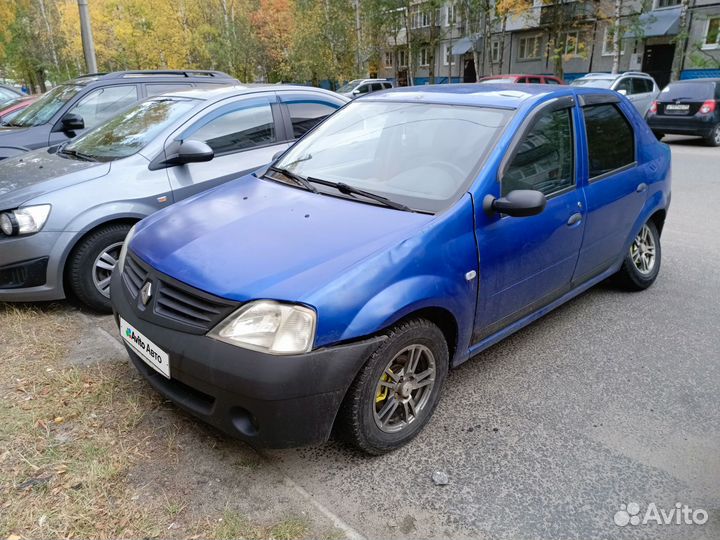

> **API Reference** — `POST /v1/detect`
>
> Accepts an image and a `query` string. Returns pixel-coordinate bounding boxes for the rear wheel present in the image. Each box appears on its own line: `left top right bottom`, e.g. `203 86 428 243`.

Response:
337 319 448 455
703 124 720 147
67 223 132 312
615 220 661 291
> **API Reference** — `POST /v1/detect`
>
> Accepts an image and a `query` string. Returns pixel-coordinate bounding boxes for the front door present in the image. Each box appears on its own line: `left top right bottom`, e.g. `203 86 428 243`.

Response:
642 44 675 89
165 95 289 202
473 99 585 341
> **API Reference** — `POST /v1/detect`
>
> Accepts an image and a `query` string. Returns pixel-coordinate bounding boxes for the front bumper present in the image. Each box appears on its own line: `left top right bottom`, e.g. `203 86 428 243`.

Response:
110 270 384 448
0 231 70 301
646 114 717 137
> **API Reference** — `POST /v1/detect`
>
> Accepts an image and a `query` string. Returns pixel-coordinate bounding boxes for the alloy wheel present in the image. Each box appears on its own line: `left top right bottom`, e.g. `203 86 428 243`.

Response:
630 224 656 275
373 344 436 433
92 241 123 298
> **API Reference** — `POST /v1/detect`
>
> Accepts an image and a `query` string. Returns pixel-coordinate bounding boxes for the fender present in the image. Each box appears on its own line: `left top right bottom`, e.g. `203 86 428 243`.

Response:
339 274 475 363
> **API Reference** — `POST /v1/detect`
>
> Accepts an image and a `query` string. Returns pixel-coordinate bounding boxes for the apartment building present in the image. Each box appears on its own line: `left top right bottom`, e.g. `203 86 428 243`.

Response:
375 0 720 86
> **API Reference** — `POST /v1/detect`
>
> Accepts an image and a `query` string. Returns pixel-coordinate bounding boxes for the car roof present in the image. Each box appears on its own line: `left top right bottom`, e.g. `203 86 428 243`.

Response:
161 83 345 101
64 70 238 87
667 78 720 84
363 83 579 108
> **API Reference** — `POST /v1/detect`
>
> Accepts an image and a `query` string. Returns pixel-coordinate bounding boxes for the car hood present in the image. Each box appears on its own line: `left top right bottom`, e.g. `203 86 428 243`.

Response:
131 174 433 302
0 148 110 208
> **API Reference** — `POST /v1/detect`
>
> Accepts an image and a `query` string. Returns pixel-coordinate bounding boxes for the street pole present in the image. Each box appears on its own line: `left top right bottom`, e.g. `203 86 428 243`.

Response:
77 0 97 74
354 0 362 75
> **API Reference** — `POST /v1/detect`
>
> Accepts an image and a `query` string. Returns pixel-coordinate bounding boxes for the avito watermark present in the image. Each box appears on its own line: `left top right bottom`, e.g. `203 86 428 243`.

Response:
614 502 709 527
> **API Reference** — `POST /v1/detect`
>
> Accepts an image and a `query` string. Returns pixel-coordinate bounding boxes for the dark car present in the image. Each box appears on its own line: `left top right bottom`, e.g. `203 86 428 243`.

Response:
646 78 720 146
479 74 565 85
111 84 670 453
0 70 238 159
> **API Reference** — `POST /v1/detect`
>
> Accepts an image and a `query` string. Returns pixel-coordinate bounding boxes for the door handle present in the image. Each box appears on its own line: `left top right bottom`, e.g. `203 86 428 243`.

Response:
636 183 648 193
567 213 582 226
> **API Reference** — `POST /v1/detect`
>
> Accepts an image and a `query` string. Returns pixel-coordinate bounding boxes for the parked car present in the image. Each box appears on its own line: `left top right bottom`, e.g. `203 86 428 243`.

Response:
0 95 38 125
479 74 564 85
0 85 347 311
646 78 720 146
570 72 659 116
336 78 393 99
0 70 239 160
0 84 25 105
111 83 671 454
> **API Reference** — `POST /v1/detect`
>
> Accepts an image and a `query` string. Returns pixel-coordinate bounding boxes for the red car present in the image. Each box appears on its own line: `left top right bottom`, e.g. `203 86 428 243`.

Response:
0 95 38 125
479 74 565 85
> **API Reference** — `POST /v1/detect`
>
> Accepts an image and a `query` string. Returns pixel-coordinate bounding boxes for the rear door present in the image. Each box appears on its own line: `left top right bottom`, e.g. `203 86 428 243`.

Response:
164 94 288 202
473 97 585 340
630 77 655 115
573 95 646 281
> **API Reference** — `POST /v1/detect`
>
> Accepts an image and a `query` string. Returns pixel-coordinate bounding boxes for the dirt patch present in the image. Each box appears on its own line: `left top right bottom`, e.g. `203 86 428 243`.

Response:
0 303 344 539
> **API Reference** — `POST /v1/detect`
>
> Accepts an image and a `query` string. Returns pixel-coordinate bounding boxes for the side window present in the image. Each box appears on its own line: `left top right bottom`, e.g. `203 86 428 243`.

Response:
286 100 341 138
527 77 542 84
189 100 276 154
503 107 574 196
355 85 370 95
545 78 560 85
383 82 392 89
583 103 635 179
69 85 139 128
632 78 652 94
516 77 528 83
146 83 192 97
370 83 383 92
614 78 631 94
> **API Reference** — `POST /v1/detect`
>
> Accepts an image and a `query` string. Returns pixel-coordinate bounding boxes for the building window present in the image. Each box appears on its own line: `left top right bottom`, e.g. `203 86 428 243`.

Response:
419 47 430 66
398 49 407 67
655 0 680 7
443 43 455 65
563 30 583 56
446 3 456 26
602 26 626 56
385 51 394 68
491 40 501 63
703 17 720 49
518 34 542 60
412 9 431 29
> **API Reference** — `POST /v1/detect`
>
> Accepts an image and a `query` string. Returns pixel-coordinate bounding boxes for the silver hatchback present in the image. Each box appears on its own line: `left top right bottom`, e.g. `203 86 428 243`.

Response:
0 85 347 311
571 72 660 116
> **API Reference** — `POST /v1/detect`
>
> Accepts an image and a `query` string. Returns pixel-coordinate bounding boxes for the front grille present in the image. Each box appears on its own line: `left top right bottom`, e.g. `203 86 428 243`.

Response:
122 253 148 298
155 280 231 329
122 250 238 332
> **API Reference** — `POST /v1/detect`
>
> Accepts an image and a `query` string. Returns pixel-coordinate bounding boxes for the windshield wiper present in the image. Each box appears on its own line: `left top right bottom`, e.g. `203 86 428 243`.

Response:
265 165 317 193
59 146 96 162
305 176 412 212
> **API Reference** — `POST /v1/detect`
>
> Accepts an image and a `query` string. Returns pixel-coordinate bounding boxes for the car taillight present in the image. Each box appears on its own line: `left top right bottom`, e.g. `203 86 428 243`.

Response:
649 100 658 114
699 100 716 114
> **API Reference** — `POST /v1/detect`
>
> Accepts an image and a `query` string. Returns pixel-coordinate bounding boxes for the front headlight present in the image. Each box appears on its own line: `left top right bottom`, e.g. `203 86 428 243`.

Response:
117 224 136 274
208 300 317 355
0 204 51 236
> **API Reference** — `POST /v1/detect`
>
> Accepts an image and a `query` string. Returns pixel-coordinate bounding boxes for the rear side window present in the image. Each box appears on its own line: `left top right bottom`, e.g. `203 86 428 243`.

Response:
526 77 542 84
286 100 340 138
545 78 560 85
614 78 631 94
146 83 192 97
583 104 635 179
503 107 574 196
631 78 653 94
383 82 392 89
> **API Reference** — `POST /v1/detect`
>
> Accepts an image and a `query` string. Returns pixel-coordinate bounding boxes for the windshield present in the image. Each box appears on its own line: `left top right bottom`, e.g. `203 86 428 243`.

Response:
570 78 614 89
61 97 197 162
274 101 513 213
337 80 363 93
8 84 83 127
660 82 715 101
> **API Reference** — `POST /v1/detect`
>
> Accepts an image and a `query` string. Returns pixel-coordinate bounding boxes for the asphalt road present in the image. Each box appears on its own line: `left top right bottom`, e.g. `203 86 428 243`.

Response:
264 136 720 540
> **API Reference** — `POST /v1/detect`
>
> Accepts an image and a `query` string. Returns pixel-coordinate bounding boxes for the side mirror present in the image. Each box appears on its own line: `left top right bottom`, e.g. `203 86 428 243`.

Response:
483 190 547 218
617 89 628 96
173 140 214 165
61 113 84 131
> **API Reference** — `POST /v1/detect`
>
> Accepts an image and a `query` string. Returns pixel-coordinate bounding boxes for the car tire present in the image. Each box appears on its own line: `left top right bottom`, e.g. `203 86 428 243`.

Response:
615 220 661 291
703 124 720 147
652 130 664 141
67 223 132 313
336 318 448 455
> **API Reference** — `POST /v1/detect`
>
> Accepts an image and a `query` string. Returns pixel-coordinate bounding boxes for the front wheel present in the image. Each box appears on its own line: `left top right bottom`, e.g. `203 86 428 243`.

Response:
336 319 448 455
66 223 133 312
615 220 661 291
703 124 720 147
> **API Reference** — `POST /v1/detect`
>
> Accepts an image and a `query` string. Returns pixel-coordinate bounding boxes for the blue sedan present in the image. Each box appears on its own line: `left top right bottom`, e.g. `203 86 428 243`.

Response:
110 84 671 454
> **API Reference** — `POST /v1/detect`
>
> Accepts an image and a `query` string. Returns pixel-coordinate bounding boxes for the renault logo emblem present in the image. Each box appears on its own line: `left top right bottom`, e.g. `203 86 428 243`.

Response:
140 282 153 306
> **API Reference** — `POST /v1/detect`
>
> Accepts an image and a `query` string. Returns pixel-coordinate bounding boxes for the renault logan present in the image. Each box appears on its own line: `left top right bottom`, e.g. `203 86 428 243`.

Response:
111 84 671 454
